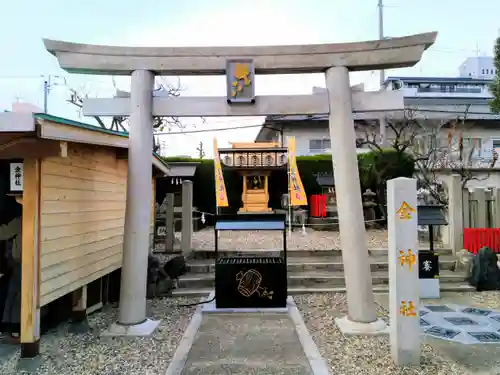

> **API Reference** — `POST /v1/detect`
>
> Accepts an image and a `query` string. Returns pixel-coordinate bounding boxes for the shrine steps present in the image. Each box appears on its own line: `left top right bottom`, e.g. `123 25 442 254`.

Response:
171 284 475 298
176 269 466 289
186 255 456 273
171 248 475 296
191 247 454 260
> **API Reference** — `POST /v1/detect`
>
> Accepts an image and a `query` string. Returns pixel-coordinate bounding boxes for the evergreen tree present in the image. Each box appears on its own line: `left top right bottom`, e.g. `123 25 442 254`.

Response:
489 36 500 113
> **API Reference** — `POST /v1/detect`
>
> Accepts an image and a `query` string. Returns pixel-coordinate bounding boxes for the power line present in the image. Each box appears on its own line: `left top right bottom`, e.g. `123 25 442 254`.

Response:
155 123 264 135
153 108 499 136
0 75 45 79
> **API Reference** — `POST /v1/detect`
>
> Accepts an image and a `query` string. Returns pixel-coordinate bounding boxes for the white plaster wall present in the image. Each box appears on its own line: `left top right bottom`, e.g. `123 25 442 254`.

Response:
276 122 500 159
279 126 369 156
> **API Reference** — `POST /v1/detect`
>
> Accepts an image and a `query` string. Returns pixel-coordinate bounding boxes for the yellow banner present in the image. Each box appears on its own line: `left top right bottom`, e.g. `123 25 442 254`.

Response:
287 137 307 206
213 138 229 207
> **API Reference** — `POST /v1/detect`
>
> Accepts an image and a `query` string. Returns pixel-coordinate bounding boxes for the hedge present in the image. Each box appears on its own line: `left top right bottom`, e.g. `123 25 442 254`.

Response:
161 150 414 215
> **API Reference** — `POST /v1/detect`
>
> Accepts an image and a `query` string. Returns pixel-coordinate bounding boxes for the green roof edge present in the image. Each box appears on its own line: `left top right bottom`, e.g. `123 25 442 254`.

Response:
34 113 169 170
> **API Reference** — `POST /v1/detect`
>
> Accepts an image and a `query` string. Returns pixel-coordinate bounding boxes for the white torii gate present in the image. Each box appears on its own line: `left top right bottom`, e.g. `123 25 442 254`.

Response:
44 31 436 336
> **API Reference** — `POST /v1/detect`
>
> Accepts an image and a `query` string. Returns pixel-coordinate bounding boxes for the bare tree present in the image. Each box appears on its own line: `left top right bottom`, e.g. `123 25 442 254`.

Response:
357 106 498 207
67 76 191 153
196 141 206 159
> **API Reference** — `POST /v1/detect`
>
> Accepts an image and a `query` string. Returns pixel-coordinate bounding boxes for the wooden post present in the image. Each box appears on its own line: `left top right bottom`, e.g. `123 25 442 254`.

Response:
462 188 471 229
69 285 89 333
181 181 193 256
473 188 487 228
241 172 247 213
494 188 500 228
447 174 463 256
20 158 41 358
72 286 87 320
165 193 175 252
387 177 420 366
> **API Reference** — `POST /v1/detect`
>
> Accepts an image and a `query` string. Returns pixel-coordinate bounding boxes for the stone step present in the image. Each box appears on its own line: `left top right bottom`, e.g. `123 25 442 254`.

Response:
171 283 475 297
177 269 465 289
187 256 456 273
191 247 453 259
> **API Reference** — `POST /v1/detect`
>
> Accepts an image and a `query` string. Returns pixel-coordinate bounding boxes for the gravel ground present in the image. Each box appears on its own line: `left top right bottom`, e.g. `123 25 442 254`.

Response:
295 293 464 375
191 228 442 250
0 297 199 375
460 290 500 309
192 228 389 250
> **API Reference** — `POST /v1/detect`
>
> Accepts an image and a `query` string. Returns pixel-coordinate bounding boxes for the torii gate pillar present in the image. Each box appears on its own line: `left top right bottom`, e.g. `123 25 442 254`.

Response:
110 70 159 334
327 66 386 333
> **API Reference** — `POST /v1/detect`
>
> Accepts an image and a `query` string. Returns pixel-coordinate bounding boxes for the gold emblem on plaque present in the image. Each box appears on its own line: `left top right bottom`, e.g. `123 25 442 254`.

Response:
236 269 273 299
231 63 252 98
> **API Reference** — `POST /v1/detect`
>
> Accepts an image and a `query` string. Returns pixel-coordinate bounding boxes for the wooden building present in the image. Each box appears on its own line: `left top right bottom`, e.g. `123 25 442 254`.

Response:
0 112 169 357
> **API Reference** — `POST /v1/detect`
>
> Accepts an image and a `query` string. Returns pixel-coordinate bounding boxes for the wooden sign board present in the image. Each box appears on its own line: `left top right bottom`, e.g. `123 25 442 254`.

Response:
9 162 24 193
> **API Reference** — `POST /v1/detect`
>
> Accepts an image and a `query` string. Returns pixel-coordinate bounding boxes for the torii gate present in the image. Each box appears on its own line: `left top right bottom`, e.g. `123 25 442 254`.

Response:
44 31 437 337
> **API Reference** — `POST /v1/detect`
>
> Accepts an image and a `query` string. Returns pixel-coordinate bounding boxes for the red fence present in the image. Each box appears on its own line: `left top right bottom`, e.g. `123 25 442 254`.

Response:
463 228 500 254
309 194 327 218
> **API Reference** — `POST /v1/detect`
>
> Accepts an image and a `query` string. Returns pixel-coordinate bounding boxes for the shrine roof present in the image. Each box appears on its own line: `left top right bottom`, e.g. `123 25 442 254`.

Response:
215 213 286 231
316 175 335 187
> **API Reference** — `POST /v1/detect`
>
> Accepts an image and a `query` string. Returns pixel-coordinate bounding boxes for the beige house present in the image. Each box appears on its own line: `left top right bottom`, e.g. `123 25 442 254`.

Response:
0 112 169 357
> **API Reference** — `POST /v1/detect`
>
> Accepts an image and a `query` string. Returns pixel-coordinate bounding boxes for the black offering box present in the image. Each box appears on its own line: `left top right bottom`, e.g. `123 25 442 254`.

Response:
214 213 287 309
417 205 447 277
417 205 447 298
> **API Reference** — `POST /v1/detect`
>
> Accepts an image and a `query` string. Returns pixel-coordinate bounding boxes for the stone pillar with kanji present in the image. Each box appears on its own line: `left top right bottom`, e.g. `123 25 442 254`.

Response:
387 177 421 365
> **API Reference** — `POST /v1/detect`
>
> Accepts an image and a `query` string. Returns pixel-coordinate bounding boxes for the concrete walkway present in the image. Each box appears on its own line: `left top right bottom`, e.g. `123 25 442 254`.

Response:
166 296 330 375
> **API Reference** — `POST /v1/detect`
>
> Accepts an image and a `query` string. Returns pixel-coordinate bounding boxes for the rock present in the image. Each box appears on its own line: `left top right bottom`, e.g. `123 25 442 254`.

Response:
467 247 500 291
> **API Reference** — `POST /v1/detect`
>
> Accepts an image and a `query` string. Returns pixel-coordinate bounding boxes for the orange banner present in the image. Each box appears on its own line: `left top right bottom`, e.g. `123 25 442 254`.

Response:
213 138 229 207
287 137 307 206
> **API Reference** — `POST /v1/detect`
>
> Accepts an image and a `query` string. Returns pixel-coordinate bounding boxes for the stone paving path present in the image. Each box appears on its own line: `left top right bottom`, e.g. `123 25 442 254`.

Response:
420 304 500 344
375 293 500 374
180 313 313 375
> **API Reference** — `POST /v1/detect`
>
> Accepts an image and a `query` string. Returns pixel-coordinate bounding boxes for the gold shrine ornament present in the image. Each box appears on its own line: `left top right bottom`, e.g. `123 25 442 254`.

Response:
396 201 416 220
236 269 273 299
231 63 252 98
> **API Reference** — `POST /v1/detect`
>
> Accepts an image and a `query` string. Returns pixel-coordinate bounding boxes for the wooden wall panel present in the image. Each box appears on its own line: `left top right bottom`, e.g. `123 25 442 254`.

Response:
39 144 127 306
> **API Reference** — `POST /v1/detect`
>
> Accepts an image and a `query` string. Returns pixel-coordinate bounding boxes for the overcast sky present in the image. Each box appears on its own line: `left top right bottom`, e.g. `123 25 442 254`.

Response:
0 0 498 157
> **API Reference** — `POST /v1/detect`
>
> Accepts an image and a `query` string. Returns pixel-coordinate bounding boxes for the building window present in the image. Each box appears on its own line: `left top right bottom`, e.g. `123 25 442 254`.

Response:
482 69 485 74
309 139 331 153
463 138 482 156
414 82 482 94
493 140 500 149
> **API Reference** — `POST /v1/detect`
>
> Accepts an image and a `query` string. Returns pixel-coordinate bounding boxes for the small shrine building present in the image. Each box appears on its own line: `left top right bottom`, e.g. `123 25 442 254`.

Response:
218 141 288 213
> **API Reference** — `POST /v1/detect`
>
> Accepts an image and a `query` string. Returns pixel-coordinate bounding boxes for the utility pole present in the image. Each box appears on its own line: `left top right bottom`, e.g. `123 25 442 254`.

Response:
378 0 388 147
43 78 49 113
378 0 385 87
43 75 66 114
